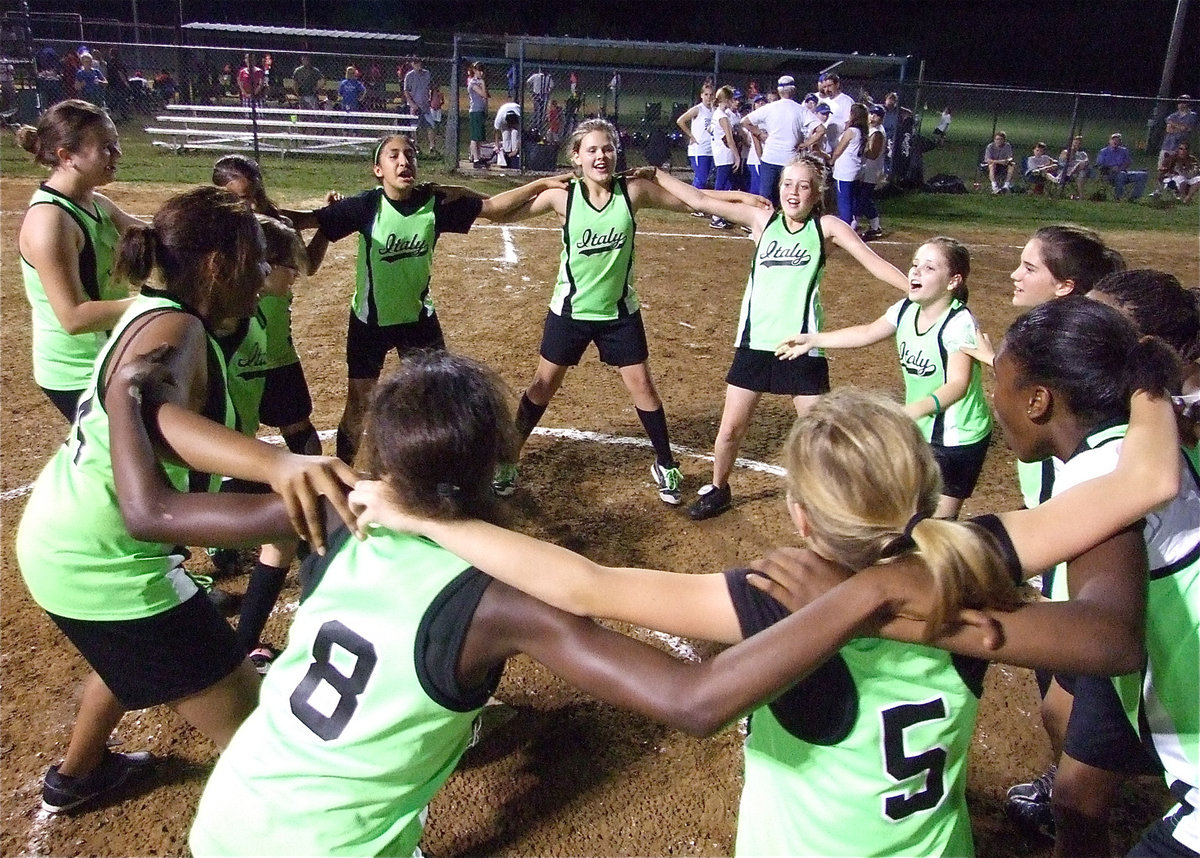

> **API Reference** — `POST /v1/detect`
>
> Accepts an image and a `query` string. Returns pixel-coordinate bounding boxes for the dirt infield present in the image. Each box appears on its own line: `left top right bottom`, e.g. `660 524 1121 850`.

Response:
2 177 1195 857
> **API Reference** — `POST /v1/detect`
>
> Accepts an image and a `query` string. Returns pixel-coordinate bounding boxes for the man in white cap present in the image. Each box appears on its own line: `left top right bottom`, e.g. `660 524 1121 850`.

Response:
741 74 807 206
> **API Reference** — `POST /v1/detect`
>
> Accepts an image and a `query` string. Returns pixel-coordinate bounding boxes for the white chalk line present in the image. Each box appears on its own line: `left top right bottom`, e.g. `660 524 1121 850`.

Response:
0 427 781 504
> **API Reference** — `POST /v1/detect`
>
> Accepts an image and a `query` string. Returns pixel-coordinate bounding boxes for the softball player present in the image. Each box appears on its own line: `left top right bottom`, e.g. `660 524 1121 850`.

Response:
628 155 909 519
16 187 357 815
778 237 992 520
284 133 567 465
17 99 142 420
489 118 763 504
180 353 947 857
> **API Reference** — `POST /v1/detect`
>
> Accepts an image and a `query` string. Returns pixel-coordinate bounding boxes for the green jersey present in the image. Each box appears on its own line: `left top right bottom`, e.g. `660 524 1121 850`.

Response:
886 298 992 448
16 293 235 621
354 190 438 326
21 184 127 391
1050 423 1200 848
219 312 270 436
190 528 498 857
257 294 300 370
549 177 639 321
737 638 980 856
735 212 825 352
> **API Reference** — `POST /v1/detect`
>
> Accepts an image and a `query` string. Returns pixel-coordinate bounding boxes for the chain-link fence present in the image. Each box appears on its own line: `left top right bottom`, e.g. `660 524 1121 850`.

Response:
4 15 1188 193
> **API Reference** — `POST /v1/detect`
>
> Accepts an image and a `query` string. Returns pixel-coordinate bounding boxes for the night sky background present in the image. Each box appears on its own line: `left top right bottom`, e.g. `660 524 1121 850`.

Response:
21 0 1200 97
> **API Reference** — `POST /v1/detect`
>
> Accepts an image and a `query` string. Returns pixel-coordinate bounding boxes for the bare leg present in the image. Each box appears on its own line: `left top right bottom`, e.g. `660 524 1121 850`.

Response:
710 385 764 488
337 377 377 464
58 672 126 777
1052 754 1122 858
167 661 261 750
617 361 663 411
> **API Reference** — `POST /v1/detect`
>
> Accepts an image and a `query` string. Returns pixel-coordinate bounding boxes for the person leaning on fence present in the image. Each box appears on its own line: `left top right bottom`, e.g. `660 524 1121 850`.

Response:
467 62 489 168
292 54 324 111
1158 95 1196 169
983 132 1016 194
402 58 437 155
1094 132 1148 201
1023 142 1061 194
237 53 265 109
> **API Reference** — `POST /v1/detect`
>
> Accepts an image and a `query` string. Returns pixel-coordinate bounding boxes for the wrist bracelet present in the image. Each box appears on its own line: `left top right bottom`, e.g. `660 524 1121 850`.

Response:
930 393 942 415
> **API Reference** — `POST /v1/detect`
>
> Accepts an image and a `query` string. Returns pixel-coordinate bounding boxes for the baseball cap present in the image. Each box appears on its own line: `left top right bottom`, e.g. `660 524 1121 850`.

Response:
753 94 767 104
818 72 840 83
868 104 885 116
815 103 831 115
732 88 743 99
803 92 818 103
1110 132 1122 139
777 75 795 87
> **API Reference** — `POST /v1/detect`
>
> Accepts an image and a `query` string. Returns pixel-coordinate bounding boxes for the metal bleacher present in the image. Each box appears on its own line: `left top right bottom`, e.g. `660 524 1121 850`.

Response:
145 104 418 156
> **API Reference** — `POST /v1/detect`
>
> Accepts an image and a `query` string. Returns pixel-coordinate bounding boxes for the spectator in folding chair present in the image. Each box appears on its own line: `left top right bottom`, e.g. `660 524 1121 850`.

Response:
982 132 1016 194
1055 136 1091 199
1158 140 1200 202
1094 132 1148 201
1022 142 1061 195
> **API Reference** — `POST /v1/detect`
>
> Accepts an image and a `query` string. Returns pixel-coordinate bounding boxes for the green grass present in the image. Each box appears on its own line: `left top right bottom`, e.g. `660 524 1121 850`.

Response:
5 120 1196 234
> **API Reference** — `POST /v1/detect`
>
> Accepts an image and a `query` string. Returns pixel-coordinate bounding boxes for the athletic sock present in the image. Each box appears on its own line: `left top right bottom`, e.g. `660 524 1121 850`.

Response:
636 406 677 469
236 561 289 652
515 393 548 447
283 424 321 456
335 426 357 465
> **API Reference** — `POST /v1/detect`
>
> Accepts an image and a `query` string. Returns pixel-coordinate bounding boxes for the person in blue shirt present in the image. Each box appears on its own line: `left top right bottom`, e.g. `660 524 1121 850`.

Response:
1094 132 1148 201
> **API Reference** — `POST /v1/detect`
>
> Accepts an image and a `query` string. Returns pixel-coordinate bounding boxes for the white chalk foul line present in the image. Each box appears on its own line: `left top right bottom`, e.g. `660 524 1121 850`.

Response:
1 427 781 504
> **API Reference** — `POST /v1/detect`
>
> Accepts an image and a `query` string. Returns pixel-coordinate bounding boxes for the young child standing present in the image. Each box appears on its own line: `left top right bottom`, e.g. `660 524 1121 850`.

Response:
777 237 991 519
627 156 909 519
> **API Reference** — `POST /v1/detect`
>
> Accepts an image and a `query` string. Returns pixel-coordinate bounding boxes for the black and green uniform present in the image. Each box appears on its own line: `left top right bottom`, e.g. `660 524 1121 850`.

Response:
20 184 126 392
314 185 483 328
549 177 638 320
726 569 985 856
16 292 234 621
219 312 270 436
189 527 499 857
734 211 825 352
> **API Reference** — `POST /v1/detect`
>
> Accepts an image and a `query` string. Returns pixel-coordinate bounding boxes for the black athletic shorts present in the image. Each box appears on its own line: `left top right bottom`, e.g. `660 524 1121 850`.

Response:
1055 673 1162 775
47 590 245 711
259 361 313 428
539 310 649 367
41 387 84 422
725 348 830 397
930 434 992 500
346 311 445 379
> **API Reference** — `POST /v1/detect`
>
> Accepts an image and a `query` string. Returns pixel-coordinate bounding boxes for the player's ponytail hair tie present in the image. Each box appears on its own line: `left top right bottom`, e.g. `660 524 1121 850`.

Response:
882 511 930 557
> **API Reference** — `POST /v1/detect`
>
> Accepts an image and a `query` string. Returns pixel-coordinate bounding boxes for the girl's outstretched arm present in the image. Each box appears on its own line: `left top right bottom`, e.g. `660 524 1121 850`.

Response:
478 173 573 222
462 570 886 737
820 214 909 291
94 192 149 234
959 331 995 367
628 166 770 234
349 480 744 643
776 315 895 359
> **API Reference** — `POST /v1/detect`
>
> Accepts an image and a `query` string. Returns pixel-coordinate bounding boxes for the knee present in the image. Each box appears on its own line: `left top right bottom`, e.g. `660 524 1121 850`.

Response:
1051 766 1117 821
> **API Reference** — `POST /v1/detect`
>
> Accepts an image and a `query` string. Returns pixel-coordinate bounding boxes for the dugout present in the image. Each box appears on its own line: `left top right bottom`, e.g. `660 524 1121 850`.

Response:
450 34 911 173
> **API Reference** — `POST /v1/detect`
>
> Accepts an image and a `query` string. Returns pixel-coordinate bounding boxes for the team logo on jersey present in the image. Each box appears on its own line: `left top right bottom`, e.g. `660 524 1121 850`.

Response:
576 227 627 256
898 342 936 377
234 340 267 370
379 232 430 263
758 240 812 268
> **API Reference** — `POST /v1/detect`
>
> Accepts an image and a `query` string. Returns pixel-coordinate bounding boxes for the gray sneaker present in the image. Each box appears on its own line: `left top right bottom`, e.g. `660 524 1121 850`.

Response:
42 750 154 813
